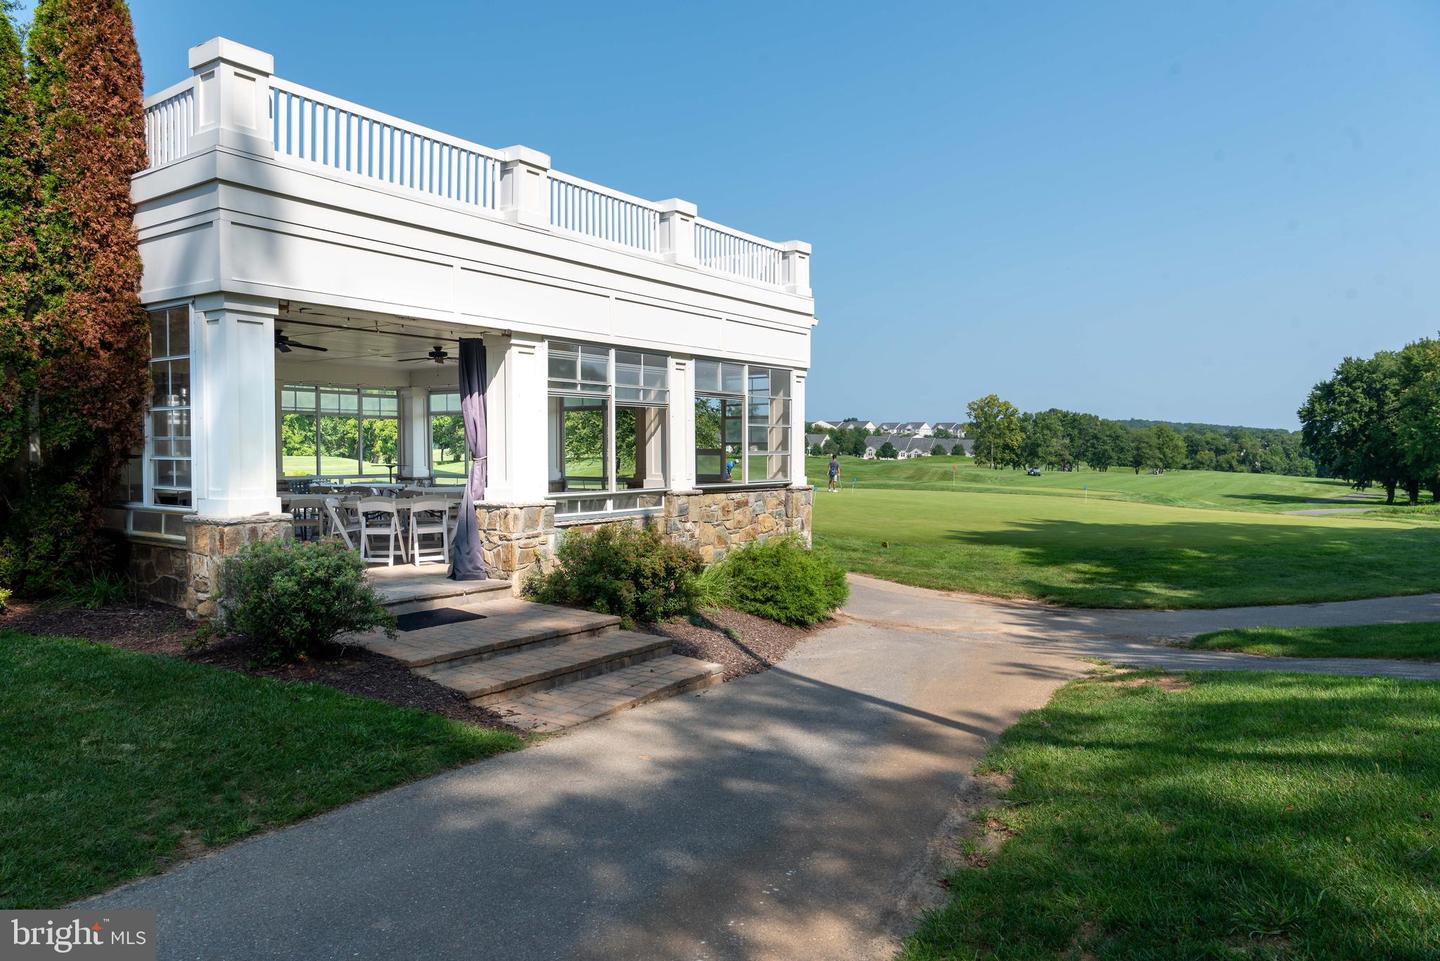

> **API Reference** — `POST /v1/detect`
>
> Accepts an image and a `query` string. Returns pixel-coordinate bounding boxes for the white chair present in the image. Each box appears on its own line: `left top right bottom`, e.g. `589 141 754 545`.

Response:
323 497 362 551
356 496 407 566
407 498 451 566
284 494 327 541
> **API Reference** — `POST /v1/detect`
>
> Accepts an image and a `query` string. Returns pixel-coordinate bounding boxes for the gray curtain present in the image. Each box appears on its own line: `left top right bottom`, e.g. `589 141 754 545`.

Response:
449 338 488 580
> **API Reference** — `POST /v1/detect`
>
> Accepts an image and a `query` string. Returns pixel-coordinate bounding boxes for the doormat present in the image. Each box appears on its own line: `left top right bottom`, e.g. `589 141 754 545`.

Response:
395 607 486 632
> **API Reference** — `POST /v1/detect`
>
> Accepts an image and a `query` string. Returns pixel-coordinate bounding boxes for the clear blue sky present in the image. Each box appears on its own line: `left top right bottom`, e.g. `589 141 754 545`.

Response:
43 1 1440 428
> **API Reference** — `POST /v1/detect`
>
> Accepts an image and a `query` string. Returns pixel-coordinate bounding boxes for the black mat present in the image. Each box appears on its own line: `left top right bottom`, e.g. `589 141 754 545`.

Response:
394 607 486 632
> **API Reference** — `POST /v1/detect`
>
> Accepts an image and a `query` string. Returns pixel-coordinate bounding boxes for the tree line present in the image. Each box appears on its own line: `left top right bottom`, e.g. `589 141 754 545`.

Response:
964 396 1314 475
1299 338 1440 504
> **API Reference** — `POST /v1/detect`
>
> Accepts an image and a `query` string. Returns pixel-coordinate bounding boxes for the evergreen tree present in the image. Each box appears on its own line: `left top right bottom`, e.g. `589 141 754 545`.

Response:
2 0 148 592
0 3 38 471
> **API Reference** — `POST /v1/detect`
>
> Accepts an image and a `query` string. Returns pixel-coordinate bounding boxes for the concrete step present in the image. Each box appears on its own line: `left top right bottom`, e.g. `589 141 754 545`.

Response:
419 630 673 706
360 599 621 669
492 655 724 732
367 568 511 611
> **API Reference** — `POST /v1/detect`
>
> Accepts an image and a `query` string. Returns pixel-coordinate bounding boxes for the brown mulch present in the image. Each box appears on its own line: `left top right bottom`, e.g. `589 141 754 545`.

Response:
652 608 826 679
0 600 516 731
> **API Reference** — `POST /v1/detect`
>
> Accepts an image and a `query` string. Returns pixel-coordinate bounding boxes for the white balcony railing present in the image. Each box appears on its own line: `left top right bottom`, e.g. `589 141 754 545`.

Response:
140 49 807 293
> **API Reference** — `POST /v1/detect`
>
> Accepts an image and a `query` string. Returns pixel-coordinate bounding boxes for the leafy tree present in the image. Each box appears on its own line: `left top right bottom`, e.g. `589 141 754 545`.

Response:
1152 423 1187 472
1086 420 1131 471
1396 338 1440 503
931 443 947 456
932 426 953 439
951 442 967 456
966 394 1023 469
1300 352 1405 503
877 441 898 460
0 0 147 594
0 5 38 476
430 413 465 464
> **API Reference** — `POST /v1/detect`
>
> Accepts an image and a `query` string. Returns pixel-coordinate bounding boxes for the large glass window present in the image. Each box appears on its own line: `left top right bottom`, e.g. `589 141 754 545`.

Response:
694 360 792 486
148 306 191 507
429 391 467 478
281 384 399 478
548 342 669 504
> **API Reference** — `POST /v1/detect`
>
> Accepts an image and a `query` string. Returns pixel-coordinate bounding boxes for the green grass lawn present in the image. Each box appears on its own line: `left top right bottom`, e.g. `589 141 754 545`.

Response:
815 487 1440 608
1188 623 1440 661
900 669 1440 960
810 455 1373 513
0 632 522 908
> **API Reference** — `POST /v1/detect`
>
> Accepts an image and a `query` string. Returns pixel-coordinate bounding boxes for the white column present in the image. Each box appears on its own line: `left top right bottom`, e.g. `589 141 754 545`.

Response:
781 241 812 298
188 37 274 159
498 146 552 229
790 369 808 487
399 387 430 480
637 408 666 489
657 199 698 267
668 355 697 491
482 332 549 503
193 293 282 517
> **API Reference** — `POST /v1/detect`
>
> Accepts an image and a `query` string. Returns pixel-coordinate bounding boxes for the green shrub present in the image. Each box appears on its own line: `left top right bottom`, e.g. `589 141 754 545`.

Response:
528 524 702 626
214 539 394 663
0 586 10 613
57 572 131 609
701 536 848 626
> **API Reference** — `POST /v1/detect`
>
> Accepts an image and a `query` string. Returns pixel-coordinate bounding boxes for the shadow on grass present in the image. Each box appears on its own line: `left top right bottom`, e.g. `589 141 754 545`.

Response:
932 516 1440 608
900 670 1440 960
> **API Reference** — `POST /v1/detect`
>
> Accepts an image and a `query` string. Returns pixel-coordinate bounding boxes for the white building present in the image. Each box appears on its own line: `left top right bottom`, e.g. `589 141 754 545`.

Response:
118 38 816 613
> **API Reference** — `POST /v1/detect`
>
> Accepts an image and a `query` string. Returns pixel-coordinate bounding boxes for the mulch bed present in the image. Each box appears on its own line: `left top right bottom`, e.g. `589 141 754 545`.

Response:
652 608 826 679
0 600 515 731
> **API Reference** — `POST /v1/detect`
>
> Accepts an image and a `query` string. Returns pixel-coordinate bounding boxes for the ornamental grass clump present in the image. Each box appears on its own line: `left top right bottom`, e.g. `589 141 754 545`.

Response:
215 539 395 664
699 536 848 626
527 524 702 626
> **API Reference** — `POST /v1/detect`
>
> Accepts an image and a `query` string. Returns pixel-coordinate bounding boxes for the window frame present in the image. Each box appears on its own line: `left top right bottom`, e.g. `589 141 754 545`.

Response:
280 383 402 480
694 359 793 489
547 340 671 519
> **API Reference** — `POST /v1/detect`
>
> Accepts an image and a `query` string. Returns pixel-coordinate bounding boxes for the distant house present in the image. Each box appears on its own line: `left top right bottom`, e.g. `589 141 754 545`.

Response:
839 419 877 432
932 421 966 438
877 421 901 434
862 435 973 459
805 432 834 452
809 419 837 431
899 421 933 437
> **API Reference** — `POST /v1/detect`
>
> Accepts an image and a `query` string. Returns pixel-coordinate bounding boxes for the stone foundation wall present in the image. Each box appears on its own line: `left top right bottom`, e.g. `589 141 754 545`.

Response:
662 486 813 562
183 514 292 618
124 540 188 608
476 502 556 593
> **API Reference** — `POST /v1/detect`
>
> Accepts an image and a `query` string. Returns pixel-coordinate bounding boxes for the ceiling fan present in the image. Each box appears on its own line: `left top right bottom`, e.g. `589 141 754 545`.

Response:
274 330 328 353
399 345 451 365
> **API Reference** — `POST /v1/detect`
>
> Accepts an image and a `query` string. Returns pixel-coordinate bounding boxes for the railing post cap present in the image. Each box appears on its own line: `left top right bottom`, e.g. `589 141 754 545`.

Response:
656 198 698 217
780 240 812 255
498 145 552 169
188 37 274 76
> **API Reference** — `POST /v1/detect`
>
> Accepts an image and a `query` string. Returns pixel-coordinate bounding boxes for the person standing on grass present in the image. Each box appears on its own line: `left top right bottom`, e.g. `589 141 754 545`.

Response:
828 453 841 492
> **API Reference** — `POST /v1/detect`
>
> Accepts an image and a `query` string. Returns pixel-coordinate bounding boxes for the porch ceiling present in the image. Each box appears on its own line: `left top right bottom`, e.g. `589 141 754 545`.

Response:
275 306 479 368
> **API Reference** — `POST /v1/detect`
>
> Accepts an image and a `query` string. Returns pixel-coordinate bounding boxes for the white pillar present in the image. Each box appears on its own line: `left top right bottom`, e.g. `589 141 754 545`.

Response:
498 146 551 229
657 199 698 267
637 408 666 489
193 293 282 517
399 387 430 480
483 332 549 503
188 37 274 159
790 369 808 487
781 241 812 298
667 355 697 491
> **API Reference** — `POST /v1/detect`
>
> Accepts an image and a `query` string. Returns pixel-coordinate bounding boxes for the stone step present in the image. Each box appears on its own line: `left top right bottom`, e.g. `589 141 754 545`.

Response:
367 568 511 611
419 630 673 706
491 655 723 732
359 599 620 669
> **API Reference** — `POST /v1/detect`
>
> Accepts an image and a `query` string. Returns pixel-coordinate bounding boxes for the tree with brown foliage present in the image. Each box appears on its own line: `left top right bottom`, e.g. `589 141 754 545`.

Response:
0 3 39 471
0 0 148 593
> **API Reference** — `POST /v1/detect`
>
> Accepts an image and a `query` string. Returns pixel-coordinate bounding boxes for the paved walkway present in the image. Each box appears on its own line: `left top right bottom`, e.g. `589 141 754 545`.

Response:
87 577 1440 960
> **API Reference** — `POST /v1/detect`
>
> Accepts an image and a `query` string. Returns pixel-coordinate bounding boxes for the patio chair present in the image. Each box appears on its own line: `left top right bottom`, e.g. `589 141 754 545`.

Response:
407 497 451 566
323 497 362 550
284 494 326 541
356 496 407 566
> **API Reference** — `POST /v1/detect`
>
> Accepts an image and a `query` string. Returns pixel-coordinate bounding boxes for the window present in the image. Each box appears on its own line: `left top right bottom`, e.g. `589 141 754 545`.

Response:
548 342 669 508
694 360 792 486
148 306 192 507
281 385 400 478
429 391 467 478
